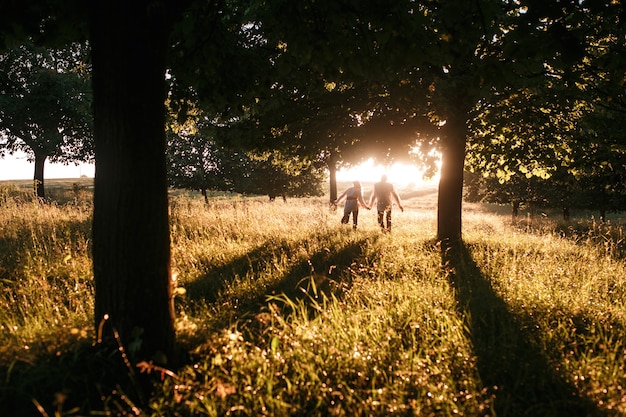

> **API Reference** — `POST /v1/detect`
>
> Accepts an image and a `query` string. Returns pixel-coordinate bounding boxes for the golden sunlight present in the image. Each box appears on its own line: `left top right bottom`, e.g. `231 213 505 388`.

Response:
336 158 439 189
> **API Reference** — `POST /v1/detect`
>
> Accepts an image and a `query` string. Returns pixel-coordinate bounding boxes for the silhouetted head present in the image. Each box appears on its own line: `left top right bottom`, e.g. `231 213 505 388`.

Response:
381 175 388 182
353 180 361 189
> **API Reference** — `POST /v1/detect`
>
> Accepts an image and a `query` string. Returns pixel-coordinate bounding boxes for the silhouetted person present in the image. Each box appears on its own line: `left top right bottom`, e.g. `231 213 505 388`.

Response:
334 180 370 229
369 175 403 231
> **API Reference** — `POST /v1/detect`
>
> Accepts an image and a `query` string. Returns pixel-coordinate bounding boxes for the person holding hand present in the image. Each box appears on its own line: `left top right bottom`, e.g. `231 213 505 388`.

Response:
369 174 403 232
334 180 370 230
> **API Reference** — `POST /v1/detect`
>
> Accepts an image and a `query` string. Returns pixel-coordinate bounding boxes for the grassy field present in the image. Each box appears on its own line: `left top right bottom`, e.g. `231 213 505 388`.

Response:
0 180 625 416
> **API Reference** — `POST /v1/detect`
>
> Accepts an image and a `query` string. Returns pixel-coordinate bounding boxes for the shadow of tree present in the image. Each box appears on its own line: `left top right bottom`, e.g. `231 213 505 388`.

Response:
183 231 377 324
442 241 604 417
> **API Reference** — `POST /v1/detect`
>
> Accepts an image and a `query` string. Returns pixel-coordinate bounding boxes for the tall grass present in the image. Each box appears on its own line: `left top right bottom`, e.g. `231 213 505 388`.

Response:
0 186 625 416
0 194 93 345
462 210 626 415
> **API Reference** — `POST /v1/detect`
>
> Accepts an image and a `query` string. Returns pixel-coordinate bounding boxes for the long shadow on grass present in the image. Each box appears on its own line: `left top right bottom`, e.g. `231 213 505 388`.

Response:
184 231 375 321
442 241 603 417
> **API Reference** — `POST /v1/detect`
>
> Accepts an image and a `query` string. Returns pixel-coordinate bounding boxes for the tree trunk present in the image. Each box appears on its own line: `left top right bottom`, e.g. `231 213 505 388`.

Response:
437 109 467 244
328 153 337 203
90 1 175 365
512 201 519 218
33 151 47 199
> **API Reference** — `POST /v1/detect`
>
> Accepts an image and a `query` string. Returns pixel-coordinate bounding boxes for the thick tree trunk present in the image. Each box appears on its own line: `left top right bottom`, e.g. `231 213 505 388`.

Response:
33 151 46 199
90 1 175 364
437 109 467 244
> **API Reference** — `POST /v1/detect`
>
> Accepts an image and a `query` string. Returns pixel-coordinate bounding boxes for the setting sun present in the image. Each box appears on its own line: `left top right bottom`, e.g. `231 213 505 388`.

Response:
336 158 439 189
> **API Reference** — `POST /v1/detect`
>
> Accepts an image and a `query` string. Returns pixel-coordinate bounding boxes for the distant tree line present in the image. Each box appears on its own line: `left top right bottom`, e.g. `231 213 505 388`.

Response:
165 114 325 201
465 167 626 222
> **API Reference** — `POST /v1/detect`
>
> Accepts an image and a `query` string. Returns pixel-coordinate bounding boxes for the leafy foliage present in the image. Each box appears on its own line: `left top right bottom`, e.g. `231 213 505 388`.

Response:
0 41 92 159
463 1 626 222
167 121 326 200
236 149 326 200
0 41 92 196
570 107 626 217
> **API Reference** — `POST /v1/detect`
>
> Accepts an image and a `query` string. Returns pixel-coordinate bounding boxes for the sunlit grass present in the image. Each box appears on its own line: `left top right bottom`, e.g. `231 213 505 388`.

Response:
463 211 626 414
0 196 93 346
0 187 625 415
159 227 492 416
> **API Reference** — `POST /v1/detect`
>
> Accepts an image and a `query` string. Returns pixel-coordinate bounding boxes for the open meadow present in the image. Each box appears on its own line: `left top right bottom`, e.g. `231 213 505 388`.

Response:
0 179 625 416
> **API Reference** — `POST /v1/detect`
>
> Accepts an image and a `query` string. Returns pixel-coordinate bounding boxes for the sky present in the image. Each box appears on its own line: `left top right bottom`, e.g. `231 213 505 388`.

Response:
0 152 94 180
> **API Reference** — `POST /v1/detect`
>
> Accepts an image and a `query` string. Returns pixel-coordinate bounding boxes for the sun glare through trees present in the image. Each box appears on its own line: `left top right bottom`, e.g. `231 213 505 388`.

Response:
336 158 440 189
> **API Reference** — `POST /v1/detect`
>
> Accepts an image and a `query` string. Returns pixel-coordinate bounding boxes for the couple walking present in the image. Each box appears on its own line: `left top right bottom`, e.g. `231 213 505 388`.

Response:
333 175 404 231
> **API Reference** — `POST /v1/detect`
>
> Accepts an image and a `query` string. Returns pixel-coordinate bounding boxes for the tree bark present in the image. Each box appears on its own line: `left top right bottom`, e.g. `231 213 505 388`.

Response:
512 201 519 218
90 0 175 364
437 108 468 245
33 151 46 199
328 155 337 203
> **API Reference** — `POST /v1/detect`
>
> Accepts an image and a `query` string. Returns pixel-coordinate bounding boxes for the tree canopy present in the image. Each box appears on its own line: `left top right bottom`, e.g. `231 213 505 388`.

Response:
464 1 626 219
166 120 326 201
0 41 92 198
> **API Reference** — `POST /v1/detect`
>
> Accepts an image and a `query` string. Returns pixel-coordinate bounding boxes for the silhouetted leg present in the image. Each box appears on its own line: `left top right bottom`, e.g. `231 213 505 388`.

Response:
377 211 385 229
